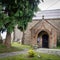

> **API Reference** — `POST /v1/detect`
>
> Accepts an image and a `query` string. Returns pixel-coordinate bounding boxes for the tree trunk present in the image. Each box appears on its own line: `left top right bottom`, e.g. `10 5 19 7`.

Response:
22 31 24 44
22 26 25 44
13 30 15 42
0 32 2 43
4 32 11 48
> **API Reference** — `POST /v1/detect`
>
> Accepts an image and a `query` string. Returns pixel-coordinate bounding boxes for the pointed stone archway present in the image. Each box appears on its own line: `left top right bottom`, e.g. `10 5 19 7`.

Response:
37 31 49 48
31 20 57 48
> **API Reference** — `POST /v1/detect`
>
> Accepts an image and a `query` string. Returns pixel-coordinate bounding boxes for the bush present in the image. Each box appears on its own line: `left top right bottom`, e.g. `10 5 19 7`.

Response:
28 49 36 57
57 38 60 46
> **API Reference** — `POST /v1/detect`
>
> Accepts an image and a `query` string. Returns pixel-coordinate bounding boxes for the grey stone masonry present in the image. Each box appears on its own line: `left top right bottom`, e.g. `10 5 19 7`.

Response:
36 48 60 56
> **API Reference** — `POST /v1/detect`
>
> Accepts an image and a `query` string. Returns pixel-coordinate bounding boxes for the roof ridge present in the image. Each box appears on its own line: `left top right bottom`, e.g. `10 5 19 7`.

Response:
30 20 42 30
45 20 60 31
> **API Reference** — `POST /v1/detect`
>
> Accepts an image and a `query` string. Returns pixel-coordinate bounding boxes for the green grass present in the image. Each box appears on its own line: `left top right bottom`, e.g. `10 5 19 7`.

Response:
0 53 60 60
12 42 31 49
0 42 31 53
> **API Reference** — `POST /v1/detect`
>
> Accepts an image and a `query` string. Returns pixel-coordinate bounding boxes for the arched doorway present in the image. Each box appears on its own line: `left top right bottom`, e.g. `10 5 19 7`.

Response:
37 31 49 48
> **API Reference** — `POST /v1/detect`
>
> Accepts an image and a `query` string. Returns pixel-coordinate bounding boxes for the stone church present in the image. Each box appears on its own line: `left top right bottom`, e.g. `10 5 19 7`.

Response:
13 9 60 48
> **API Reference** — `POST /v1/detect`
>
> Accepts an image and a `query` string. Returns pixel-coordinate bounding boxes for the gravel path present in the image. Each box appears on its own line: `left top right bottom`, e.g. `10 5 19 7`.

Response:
0 48 60 58
0 50 27 58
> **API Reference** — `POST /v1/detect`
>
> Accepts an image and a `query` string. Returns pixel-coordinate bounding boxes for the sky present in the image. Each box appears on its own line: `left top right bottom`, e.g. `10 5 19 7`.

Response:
1 0 60 39
38 0 60 10
1 32 7 39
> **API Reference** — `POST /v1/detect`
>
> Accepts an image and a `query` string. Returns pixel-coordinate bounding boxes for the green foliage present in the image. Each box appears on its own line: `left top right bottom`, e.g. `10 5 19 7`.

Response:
0 13 6 32
5 17 17 33
0 53 60 60
57 40 60 46
0 42 31 53
15 0 40 31
0 12 17 33
18 20 28 31
0 0 42 33
28 49 36 57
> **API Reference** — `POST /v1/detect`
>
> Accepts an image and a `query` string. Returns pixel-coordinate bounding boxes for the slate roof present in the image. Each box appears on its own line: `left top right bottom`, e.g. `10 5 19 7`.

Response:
33 9 60 20
32 9 60 35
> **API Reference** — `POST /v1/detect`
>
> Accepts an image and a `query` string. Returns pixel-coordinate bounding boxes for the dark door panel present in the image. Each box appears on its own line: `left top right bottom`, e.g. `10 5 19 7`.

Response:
42 34 49 48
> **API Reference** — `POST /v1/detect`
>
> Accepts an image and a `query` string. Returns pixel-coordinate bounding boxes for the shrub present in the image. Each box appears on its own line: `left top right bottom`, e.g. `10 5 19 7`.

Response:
57 38 60 46
28 49 36 57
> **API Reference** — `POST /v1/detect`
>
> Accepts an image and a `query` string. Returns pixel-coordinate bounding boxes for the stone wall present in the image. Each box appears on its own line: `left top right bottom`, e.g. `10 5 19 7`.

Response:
14 26 23 42
24 20 40 45
30 20 57 48
14 19 60 48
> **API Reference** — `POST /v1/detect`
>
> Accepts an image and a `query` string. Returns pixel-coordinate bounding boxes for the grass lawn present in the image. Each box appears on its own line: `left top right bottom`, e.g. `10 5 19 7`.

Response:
0 42 31 53
0 53 60 60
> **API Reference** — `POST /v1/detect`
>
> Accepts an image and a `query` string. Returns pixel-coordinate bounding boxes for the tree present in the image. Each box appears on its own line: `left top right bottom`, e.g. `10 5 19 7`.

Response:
0 0 43 47
0 12 16 47
16 0 40 44
0 12 5 44
0 32 2 43
0 0 18 47
18 20 28 44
